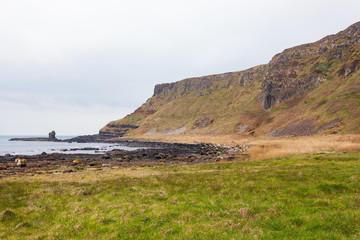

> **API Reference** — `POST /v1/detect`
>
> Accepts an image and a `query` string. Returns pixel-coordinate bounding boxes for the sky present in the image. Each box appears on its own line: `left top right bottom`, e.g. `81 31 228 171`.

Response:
0 0 359 135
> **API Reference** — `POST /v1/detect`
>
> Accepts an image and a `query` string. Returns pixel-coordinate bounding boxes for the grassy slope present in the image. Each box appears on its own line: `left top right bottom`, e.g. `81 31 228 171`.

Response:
260 69 360 135
2 152 360 239
101 76 264 136
102 41 360 137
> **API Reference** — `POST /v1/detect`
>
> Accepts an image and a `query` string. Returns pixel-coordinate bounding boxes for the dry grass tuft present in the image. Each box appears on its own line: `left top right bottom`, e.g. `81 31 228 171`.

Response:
138 134 360 161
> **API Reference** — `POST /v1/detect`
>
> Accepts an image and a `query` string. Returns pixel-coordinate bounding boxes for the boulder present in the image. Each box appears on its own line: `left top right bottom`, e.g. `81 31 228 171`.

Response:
72 159 82 165
15 158 27 167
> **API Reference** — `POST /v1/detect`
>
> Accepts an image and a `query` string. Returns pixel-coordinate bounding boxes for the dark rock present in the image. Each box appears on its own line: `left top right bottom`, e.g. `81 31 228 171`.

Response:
48 130 56 139
193 117 214 129
155 153 165 159
81 189 93 195
266 118 341 137
153 67 265 97
99 124 139 137
337 60 360 77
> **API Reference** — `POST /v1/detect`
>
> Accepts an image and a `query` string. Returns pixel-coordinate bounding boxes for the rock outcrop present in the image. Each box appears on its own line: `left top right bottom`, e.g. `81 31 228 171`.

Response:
49 131 56 139
99 124 138 137
260 21 360 110
153 65 266 97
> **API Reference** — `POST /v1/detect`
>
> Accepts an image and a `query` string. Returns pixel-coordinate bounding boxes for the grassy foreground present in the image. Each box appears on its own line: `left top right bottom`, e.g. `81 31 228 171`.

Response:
1 152 360 239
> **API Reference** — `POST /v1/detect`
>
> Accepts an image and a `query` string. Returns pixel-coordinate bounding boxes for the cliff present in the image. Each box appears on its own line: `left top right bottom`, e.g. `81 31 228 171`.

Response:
100 21 360 137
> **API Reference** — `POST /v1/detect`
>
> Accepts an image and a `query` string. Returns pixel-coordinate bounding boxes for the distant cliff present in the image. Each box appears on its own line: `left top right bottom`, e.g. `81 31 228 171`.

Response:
153 67 266 97
101 21 360 137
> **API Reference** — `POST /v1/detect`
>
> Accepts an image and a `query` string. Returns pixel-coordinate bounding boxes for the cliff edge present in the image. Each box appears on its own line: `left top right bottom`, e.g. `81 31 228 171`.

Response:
101 21 360 137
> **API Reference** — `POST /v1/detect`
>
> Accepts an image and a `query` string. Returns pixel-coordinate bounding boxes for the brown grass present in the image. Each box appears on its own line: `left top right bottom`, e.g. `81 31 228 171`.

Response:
138 134 360 160
4 166 163 183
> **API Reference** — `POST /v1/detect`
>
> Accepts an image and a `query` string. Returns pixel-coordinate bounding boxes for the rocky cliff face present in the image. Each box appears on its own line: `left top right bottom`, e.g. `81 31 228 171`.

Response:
153 66 266 97
260 21 360 110
101 21 360 137
151 22 360 111
99 124 138 137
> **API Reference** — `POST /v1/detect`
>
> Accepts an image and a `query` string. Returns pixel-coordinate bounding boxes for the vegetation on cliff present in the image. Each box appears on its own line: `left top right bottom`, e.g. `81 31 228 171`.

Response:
101 21 360 137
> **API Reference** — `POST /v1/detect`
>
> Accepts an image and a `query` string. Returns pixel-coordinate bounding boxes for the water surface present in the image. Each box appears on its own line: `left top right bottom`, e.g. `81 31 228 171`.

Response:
0 136 138 156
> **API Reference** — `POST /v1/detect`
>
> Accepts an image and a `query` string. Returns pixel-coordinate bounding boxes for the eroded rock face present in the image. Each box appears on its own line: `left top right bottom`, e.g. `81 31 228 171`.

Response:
265 118 341 137
259 21 360 110
259 76 327 110
338 60 360 77
193 117 214 129
99 124 139 137
153 65 266 97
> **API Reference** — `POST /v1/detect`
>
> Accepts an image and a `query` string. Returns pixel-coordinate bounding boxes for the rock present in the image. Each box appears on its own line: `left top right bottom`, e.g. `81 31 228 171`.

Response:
81 189 93 195
99 124 139 137
48 130 56 139
155 153 165 159
193 117 214 129
102 155 111 159
14 158 27 167
101 164 110 167
89 162 97 166
41 152 47 155
72 159 82 165
63 169 74 173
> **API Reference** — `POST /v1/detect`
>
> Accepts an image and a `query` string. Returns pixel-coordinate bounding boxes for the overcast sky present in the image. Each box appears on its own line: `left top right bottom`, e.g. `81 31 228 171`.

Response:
0 0 359 135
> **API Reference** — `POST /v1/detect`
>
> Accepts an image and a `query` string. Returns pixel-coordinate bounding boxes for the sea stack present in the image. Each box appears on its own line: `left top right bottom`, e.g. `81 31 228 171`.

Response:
49 131 56 139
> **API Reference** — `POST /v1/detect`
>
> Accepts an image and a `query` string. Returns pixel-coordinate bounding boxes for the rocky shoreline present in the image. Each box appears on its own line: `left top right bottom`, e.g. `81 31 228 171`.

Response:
1 136 250 178
9 137 61 142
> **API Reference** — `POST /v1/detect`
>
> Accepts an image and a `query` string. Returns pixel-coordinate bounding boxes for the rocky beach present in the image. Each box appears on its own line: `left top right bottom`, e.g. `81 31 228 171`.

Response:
0 136 249 178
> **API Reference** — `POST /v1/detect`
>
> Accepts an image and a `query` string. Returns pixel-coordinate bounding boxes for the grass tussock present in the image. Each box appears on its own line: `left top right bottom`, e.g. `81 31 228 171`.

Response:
1 152 360 239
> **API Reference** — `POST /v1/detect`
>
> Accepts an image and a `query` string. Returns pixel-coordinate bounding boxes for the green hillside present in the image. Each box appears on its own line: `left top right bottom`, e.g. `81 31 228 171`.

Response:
100 22 360 137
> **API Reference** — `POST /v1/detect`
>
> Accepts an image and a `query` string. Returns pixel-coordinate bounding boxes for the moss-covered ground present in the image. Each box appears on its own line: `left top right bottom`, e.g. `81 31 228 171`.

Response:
1 152 360 239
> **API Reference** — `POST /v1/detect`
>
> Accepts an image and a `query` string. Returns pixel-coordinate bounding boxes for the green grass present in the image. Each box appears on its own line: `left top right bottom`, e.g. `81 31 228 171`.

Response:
313 60 333 73
1 152 360 239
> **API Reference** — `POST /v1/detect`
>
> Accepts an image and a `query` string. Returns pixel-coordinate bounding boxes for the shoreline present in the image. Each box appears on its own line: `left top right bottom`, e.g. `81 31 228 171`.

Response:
0 137 248 178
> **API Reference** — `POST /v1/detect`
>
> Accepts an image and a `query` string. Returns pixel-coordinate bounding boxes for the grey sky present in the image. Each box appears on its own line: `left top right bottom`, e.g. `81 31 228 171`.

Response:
1 0 359 135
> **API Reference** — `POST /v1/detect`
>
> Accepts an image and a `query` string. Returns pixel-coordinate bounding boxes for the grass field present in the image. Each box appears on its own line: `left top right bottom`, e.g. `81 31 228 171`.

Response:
1 151 360 239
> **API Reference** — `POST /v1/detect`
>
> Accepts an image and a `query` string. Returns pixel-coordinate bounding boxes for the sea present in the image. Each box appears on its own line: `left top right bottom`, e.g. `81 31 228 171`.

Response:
0 136 139 156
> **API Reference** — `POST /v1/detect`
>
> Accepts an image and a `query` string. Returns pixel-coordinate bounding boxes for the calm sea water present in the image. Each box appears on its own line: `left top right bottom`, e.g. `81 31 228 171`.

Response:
0 136 138 156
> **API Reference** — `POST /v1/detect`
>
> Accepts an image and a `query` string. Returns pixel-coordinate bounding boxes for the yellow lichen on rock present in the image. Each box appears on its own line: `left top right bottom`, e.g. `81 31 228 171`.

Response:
15 158 27 167
72 159 82 165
